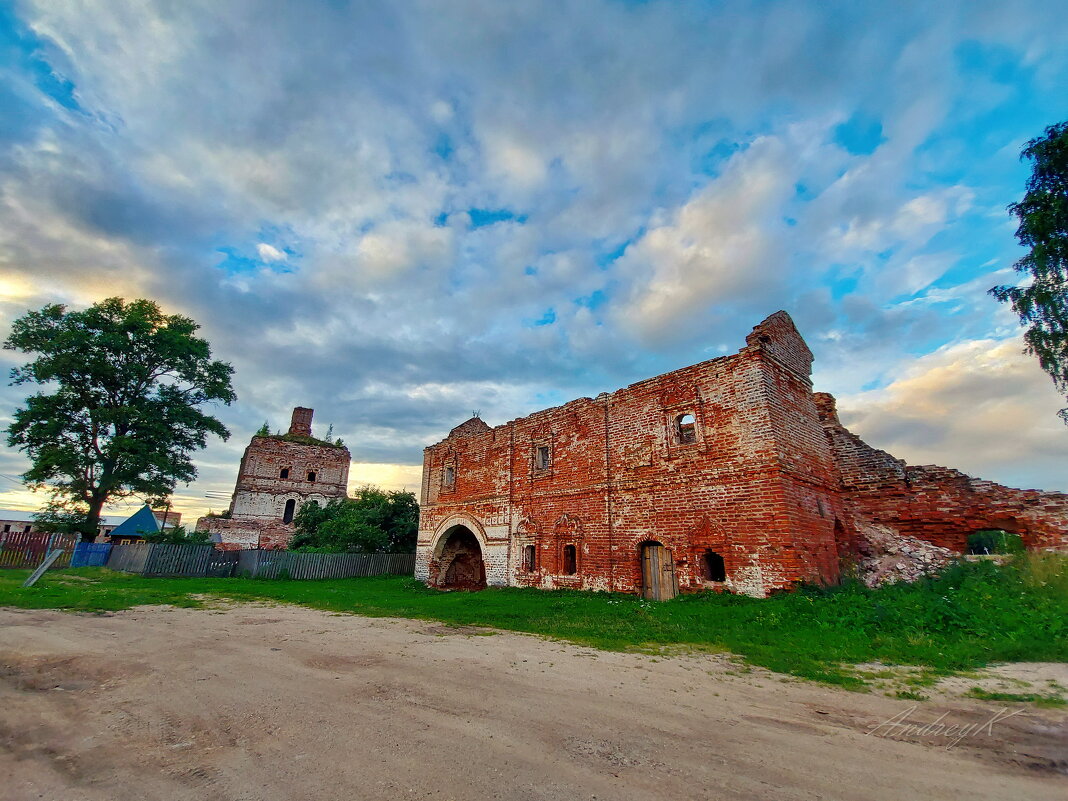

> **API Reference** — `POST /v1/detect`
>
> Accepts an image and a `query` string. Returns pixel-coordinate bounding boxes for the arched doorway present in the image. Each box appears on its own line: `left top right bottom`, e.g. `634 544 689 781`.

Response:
640 540 678 601
433 525 486 590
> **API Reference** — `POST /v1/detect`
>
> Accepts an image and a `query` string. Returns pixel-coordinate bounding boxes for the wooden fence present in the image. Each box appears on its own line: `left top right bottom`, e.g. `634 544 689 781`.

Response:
104 543 415 580
5 535 415 581
143 544 232 577
234 550 416 580
0 531 78 569
106 544 152 574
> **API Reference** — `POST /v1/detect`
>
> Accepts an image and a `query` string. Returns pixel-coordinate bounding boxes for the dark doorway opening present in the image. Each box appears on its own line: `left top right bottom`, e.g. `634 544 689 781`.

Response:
563 544 577 575
282 499 296 524
702 549 726 582
436 525 486 590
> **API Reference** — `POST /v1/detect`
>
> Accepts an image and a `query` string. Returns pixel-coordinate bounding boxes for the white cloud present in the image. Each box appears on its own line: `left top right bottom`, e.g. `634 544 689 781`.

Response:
612 135 798 342
256 243 285 262
837 337 1068 492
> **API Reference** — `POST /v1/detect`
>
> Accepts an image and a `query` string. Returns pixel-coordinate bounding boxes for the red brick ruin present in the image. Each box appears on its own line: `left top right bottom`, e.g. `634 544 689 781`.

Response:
417 311 1068 597
197 407 350 549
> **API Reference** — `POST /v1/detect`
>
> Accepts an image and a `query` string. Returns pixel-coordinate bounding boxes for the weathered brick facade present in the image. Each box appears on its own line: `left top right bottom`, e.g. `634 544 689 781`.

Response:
418 312 1068 597
418 312 844 596
197 408 350 549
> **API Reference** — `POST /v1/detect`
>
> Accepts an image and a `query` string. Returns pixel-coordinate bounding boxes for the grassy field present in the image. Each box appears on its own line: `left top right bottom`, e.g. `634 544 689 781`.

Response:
2 553 1066 688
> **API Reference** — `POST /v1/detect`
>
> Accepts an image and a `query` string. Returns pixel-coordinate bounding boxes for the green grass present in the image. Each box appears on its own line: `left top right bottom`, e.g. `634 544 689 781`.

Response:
965 687 1067 708
2 553 1066 689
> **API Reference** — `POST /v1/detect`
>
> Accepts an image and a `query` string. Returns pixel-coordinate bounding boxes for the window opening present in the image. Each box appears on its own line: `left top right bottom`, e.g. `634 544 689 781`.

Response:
307 470 317 482
282 498 296 524
443 466 455 486
280 468 290 479
523 544 536 573
702 549 726 582
535 445 550 470
563 544 577 575
676 413 697 444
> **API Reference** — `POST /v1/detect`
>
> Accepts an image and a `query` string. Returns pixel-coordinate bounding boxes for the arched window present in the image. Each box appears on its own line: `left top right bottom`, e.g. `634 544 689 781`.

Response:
702 549 726 582
282 499 296 524
676 413 696 444
523 544 536 573
307 470 317 482
280 468 290 479
563 544 577 575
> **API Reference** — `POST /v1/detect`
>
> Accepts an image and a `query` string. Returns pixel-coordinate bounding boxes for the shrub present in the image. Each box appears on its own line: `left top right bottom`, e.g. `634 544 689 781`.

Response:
289 486 418 553
966 529 1025 555
143 525 211 545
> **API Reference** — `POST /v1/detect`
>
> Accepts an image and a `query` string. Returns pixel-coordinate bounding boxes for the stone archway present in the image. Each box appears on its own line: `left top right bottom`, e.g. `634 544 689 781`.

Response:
431 525 486 590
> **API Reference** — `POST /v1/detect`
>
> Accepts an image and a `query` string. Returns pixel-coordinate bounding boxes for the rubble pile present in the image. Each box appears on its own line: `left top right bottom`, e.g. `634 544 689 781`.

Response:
856 524 956 588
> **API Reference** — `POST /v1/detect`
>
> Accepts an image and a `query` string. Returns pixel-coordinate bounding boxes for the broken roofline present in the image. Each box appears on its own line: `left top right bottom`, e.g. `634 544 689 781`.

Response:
433 310 809 446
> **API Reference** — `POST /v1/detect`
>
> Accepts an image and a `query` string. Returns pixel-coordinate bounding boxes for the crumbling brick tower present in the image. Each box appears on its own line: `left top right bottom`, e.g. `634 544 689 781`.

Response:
417 312 845 597
196 408 351 549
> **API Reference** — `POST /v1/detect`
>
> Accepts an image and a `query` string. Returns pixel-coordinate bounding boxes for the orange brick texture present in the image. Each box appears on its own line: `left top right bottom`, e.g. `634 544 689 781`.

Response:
417 311 1068 597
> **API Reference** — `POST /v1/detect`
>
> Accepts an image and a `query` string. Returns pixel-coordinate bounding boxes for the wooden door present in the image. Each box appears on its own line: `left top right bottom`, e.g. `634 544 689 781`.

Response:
641 542 678 601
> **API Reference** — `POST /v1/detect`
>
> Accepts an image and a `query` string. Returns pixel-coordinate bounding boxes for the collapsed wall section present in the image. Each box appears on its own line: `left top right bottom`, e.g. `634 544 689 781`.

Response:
815 393 1068 554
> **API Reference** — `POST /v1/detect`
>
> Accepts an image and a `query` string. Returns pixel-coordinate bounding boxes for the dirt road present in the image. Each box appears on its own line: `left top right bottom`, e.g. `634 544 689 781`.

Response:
1 604 1065 800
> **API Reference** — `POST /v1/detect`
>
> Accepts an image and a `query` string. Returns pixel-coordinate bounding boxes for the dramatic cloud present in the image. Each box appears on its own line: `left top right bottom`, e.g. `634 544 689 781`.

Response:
1 0 1067 518
838 338 1068 491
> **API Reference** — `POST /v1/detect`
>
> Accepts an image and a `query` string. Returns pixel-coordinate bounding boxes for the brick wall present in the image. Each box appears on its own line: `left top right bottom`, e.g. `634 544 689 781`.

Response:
197 409 351 549
419 312 843 597
420 311 1068 597
816 393 1068 553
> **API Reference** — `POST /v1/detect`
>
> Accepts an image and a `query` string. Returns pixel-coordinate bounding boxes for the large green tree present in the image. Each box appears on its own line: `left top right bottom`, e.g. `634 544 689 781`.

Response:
991 121 1068 422
291 486 419 553
5 297 236 541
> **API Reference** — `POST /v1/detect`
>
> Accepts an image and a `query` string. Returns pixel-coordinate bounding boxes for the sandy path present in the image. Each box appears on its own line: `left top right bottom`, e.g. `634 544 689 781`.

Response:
1 604 1065 801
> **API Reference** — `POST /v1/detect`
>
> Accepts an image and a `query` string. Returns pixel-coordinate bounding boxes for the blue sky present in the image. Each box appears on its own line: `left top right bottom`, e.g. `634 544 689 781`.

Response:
0 0 1066 518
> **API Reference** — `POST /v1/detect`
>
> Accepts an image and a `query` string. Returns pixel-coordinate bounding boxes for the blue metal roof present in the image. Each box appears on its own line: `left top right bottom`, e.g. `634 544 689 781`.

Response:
107 504 161 539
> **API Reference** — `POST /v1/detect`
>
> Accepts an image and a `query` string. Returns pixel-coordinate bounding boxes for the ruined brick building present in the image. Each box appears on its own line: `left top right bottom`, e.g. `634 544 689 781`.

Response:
417 312 1068 598
197 408 350 549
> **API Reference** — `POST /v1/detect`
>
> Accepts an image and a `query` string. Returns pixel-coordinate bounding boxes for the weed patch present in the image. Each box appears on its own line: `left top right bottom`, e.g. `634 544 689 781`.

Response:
965 687 1067 708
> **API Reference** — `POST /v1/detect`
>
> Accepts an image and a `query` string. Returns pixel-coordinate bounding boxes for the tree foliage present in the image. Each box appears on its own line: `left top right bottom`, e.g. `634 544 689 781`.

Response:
142 524 211 545
5 298 236 541
991 121 1068 421
290 486 419 553
28 503 87 535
